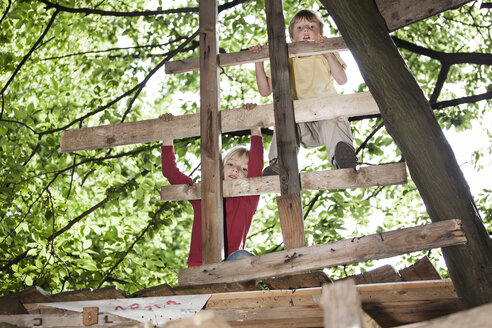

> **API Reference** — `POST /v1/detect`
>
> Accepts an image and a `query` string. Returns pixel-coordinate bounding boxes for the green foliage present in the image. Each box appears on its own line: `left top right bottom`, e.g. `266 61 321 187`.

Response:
0 0 490 296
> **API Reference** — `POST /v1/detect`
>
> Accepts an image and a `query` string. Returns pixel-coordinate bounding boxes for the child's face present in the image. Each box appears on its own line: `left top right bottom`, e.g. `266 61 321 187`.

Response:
291 18 321 42
223 153 249 180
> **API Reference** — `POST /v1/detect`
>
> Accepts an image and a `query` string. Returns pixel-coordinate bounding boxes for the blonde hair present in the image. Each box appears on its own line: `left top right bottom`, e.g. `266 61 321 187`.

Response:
223 146 249 165
288 9 324 39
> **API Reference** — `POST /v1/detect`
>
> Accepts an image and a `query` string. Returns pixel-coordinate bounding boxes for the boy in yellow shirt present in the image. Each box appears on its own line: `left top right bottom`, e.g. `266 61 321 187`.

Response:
250 9 357 175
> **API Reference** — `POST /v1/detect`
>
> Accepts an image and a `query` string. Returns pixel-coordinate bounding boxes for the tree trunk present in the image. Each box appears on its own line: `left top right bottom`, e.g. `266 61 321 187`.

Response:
320 0 492 308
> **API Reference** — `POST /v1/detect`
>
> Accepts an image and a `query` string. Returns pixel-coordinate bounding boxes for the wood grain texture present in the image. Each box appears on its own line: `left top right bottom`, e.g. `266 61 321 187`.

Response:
199 0 223 264
323 279 364 328
59 92 378 153
265 0 301 196
277 194 306 249
161 162 407 201
178 219 466 285
375 0 472 31
165 37 347 74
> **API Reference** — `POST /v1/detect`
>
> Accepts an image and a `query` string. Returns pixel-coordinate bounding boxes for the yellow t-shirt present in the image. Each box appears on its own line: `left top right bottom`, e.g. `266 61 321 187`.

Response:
267 53 346 100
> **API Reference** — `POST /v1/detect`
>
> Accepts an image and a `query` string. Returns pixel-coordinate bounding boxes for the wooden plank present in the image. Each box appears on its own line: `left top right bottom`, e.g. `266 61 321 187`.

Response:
51 286 126 302
161 162 407 201
262 271 332 290
0 313 140 327
199 280 460 327
343 264 403 284
265 0 301 197
164 37 347 74
363 299 463 328
375 0 472 31
399 256 442 281
322 279 364 328
58 92 378 153
277 193 306 249
397 302 492 328
202 280 458 310
178 219 466 285
171 281 260 295
162 311 231 328
199 0 223 265
212 306 323 327
130 283 176 298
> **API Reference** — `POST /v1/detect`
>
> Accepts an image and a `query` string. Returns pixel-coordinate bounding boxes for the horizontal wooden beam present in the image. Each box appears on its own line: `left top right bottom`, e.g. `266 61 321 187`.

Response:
178 219 466 286
0 314 138 327
165 37 347 74
375 0 472 31
161 162 407 201
59 92 378 153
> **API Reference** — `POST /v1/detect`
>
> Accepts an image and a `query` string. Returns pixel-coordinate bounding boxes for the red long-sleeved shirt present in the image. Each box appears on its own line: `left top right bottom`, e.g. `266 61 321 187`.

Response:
162 135 263 267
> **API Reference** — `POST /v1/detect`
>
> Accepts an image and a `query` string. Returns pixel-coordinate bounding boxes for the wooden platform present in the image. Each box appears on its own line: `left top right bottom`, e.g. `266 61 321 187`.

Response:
0 256 469 327
1 280 463 328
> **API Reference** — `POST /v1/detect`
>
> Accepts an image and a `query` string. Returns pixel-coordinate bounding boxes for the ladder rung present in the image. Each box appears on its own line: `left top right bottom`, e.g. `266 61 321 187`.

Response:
161 162 407 201
59 92 378 153
165 37 347 74
178 219 466 286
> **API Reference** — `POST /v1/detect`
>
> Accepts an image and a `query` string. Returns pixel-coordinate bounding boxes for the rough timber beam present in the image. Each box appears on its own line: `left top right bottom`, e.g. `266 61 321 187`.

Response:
165 37 347 74
199 0 223 264
161 162 407 201
178 219 466 286
375 0 472 31
59 92 378 153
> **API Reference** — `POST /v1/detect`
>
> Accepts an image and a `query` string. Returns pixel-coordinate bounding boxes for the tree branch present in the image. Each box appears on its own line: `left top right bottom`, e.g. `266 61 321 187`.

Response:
1 9 59 95
0 0 11 26
392 36 492 65
38 0 249 17
97 202 169 288
432 91 492 109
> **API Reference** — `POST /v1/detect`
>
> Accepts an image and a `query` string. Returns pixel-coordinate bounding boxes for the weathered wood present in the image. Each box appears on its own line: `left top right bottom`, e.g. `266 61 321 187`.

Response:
343 264 403 284
165 37 347 74
161 162 407 201
0 286 51 314
375 0 472 31
397 302 492 328
162 311 231 328
321 0 492 308
0 313 141 327
399 256 442 281
171 281 260 295
178 219 466 285
262 271 332 290
59 92 378 153
201 280 460 327
129 283 176 298
51 286 126 302
323 279 364 328
199 0 223 265
276 193 306 249
265 0 301 197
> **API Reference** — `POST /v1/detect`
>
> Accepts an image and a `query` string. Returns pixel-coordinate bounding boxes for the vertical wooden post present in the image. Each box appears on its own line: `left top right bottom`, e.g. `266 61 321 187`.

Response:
322 279 364 328
199 0 223 264
265 0 305 249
